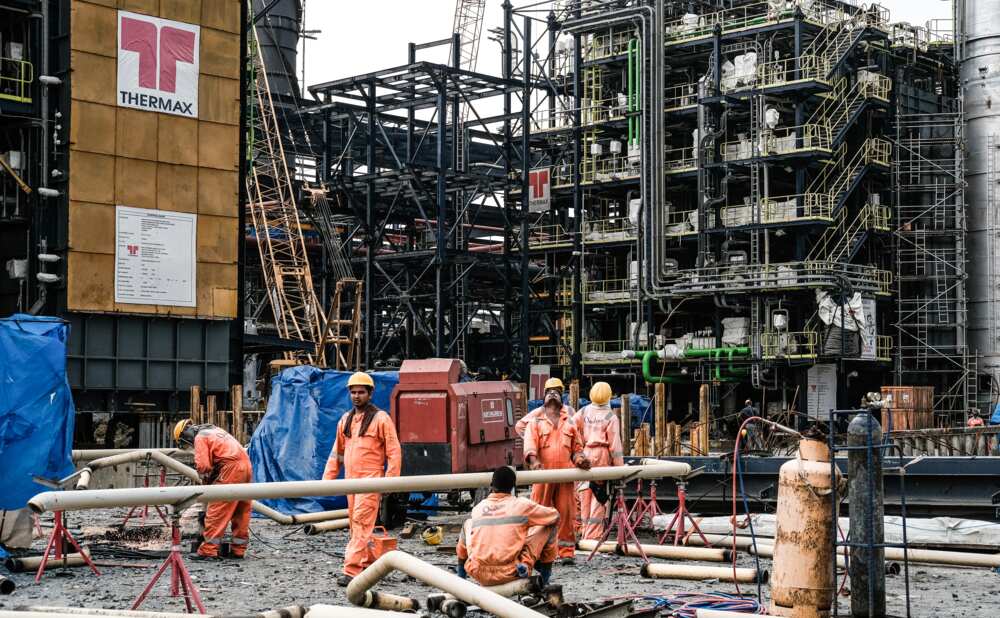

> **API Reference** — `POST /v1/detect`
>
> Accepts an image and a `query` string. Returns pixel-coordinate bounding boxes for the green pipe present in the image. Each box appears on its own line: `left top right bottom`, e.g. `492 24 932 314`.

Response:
630 348 751 384
640 350 690 384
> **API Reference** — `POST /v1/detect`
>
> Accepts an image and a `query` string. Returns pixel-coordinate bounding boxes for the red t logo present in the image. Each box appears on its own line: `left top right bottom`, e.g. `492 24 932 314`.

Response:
121 17 157 89
530 169 549 198
159 26 195 93
120 16 196 92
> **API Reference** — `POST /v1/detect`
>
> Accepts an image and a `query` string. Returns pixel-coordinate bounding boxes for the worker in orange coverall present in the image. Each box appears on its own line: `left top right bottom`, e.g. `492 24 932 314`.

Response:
522 378 590 563
514 377 575 438
574 382 625 540
323 372 401 587
173 419 252 559
456 466 558 586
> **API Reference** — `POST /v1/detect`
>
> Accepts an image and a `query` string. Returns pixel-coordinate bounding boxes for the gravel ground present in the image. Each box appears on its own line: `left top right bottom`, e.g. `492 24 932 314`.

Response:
1 509 995 617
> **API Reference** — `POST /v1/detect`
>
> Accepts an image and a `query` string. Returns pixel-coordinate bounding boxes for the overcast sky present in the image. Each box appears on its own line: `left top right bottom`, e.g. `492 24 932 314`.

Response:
297 0 954 92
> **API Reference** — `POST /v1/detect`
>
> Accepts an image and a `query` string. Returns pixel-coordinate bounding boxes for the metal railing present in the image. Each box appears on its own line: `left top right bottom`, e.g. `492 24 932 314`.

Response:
530 344 570 366
664 83 699 111
585 277 636 304
722 124 832 162
877 335 892 361
583 217 636 243
582 339 638 362
528 223 573 249
753 54 831 89
521 96 628 135
664 3 771 43
582 155 641 184
664 146 697 174
670 260 892 296
0 57 33 103
763 193 833 222
762 330 819 359
665 209 698 235
583 30 633 62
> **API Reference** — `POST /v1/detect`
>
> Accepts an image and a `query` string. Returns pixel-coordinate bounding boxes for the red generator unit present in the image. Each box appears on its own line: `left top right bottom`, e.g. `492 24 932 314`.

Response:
389 359 524 476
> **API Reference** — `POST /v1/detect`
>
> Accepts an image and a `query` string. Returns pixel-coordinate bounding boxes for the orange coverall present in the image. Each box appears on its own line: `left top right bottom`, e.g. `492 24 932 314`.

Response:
522 406 584 558
323 406 401 576
515 403 574 437
456 493 558 585
193 426 253 558
574 404 625 540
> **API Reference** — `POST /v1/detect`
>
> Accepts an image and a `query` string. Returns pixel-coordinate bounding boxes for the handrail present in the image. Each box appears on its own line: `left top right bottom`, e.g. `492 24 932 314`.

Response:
0 57 34 103
722 124 831 162
762 331 819 359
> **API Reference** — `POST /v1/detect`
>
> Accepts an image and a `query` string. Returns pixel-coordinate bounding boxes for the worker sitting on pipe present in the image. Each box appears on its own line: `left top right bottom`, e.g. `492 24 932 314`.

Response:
456 466 557 587
173 419 253 560
323 371 402 588
521 378 591 563
574 382 625 540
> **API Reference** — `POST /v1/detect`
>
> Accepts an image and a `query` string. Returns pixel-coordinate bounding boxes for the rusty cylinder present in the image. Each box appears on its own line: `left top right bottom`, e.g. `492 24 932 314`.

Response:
770 436 841 618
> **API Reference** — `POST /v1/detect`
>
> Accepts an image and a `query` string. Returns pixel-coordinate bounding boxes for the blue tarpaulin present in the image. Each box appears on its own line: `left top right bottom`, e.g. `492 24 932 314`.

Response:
527 395 654 433
248 366 399 515
0 315 75 510
991 402 1000 425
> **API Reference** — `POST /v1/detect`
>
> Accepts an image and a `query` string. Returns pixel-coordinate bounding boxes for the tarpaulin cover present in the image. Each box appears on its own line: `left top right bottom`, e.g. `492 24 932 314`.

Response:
527 395 653 433
0 315 75 510
248 366 399 515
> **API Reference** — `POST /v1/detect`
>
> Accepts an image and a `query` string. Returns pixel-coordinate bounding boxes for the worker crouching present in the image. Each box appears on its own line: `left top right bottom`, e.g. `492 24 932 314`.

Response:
575 382 624 540
457 466 557 587
173 419 252 559
521 377 591 562
323 371 401 587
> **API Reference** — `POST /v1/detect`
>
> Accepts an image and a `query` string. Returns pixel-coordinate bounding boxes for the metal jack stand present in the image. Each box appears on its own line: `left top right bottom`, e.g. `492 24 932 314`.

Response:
627 479 649 527
629 479 664 529
122 464 170 528
586 482 648 563
132 505 206 613
35 511 101 582
657 481 710 546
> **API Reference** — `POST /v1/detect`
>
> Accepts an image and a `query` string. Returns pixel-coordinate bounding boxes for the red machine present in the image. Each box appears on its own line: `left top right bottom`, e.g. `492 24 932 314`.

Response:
390 359 524 476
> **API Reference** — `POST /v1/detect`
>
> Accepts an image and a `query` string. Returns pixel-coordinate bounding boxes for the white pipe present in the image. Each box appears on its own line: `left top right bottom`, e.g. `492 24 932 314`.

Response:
72 449 184 462
641 563 767 583
346 551 546 618
292 509 349 524
577 539 732 562
250 501 294 524
681 533 759 550
303 519 350 535
305 606 415 618
696 610 777 618
736 538 1000 568
29 464 691 513
11 608 307 618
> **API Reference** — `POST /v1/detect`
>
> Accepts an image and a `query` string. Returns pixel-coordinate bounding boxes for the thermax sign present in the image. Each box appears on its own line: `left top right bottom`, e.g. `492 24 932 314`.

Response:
117 11 200 118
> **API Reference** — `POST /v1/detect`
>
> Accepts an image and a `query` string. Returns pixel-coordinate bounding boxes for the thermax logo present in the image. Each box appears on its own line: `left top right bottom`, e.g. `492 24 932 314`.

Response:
127 244 139 256
117 11 200 118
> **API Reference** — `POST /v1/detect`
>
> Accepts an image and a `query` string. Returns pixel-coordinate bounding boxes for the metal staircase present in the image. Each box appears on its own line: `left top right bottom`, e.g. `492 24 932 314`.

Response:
323 279 364 371
807 73 892 147
803 4 888 78
807 202 890 263
807 138 890 215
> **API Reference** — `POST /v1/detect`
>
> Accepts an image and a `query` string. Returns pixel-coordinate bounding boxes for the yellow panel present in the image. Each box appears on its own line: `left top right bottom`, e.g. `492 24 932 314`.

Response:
115 157 158 210
69 202 116 254
118 0 158 14
197 167 237 216
71 1 117 57
71 101 116 155
197 121 238 170
197 262 238 315
213 288 237 318
198 75 240 126
200 0 240 34
200 27 240 79
157 115 199 165
71 51 117 106
80 0 117 8
116 107 159 161
69 150 116 204
67 252 115 312
197 214 238 264
159 0 200 23
158 163 198 213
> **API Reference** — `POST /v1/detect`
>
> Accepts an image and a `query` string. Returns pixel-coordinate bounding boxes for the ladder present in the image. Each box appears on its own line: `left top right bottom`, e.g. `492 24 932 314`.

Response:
246 27 326 365
749 93 763 265
322 279 364 371
450 0 487 173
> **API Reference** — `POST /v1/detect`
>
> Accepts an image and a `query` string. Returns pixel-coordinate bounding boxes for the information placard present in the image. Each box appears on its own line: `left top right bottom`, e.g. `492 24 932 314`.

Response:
115 206 197 307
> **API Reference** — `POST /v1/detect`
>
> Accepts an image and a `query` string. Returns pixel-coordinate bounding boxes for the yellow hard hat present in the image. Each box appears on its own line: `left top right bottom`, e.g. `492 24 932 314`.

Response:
589 382 612 405
543 377 564 391
421 526 443 546
347 372 375 389
173 419 192 443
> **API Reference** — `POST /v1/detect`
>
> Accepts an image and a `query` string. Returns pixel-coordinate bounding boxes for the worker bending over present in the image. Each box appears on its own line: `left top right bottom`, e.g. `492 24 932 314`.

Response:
323 372 401 587
457 466 557 586
574 382 624 540
173 420 252 559
522 378 590 562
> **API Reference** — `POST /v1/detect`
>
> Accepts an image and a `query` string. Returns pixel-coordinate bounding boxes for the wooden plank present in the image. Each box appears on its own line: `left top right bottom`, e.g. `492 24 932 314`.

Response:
231 384 244 444
569 379 580 411
190 386 202 425
654 383 666 455
698 384 711 455
206 395 218 431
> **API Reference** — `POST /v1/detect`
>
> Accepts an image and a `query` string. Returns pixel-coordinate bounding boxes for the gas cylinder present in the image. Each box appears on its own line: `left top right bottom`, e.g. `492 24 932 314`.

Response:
770 435 841 618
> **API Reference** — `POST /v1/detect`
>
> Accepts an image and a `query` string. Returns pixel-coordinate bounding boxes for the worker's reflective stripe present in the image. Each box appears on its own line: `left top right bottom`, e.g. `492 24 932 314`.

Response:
584 517 605 524
604 411 615 421
471 515 529 529
204 538 222 545
337 455 345 462
231 537 248 545
558 540 576 547
610 450 623 458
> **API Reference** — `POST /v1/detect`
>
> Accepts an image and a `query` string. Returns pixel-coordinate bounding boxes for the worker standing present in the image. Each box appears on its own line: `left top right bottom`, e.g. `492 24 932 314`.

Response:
173 420 252 560
968 411 985 428
514 377 575 437
323 372 402 587
574 382 625 540
456 466 558 586
522 378 590 562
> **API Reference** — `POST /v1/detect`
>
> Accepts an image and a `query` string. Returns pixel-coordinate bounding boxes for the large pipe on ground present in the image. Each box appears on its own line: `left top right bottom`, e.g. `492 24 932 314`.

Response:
29 464 691 513
5 550 91 572
577 539 732 562
427 577 542 618
303 519 350 535
305 606 416 618
10 608 308 618
681 534 760 550
640 563 768 583
347 551 546 618
751 541 1000 568
292 509 349 524
0 576 14 595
